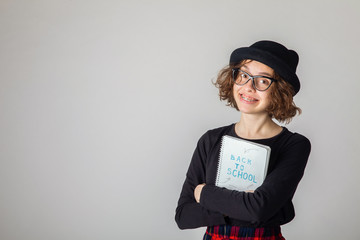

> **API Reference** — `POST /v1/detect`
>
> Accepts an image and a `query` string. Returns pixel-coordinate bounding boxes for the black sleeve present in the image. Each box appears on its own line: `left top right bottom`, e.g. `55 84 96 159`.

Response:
175 133 226 229
199 135 311 225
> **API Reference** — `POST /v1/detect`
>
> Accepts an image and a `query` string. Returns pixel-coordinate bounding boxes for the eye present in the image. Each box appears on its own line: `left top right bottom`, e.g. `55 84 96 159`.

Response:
259 79 268 84
239 72 250 80
240 73 247 78
254 78 272 90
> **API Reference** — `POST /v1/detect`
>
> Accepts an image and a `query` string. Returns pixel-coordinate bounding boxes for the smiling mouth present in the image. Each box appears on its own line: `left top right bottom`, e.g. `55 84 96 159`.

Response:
240 94 258 102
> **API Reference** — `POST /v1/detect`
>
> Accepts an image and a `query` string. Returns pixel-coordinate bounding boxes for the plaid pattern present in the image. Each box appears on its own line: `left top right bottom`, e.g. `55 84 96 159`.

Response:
203 225 285 240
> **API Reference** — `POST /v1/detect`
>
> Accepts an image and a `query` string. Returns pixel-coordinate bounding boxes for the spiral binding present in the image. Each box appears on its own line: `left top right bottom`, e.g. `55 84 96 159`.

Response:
215 135 227 187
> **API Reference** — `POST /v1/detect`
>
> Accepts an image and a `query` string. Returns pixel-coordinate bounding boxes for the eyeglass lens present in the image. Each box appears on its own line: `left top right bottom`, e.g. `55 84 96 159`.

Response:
233 70 272 91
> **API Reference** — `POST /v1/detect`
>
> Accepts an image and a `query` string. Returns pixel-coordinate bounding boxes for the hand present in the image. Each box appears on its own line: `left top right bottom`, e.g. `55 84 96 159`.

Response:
194 183 206 203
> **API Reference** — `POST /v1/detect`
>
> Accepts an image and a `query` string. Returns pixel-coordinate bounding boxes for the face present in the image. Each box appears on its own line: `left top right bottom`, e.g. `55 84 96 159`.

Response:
233 60 275 116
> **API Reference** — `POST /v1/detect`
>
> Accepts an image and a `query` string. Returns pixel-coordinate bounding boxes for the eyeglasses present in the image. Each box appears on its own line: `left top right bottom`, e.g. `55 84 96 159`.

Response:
232 68 277 91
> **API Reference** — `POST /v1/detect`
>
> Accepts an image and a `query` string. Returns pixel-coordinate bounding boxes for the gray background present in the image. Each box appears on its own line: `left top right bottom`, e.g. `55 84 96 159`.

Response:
1 0 360 239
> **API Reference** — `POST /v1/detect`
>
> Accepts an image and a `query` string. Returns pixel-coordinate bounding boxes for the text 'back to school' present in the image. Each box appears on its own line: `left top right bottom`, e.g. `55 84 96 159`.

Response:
227 154 257 183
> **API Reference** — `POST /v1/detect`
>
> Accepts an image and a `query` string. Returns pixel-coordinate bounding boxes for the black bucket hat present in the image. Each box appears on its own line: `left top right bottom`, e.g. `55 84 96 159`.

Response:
229 40 300 95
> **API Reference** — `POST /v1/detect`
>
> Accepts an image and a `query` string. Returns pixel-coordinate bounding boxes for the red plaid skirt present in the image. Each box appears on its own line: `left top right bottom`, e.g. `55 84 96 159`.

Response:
203 225 285 240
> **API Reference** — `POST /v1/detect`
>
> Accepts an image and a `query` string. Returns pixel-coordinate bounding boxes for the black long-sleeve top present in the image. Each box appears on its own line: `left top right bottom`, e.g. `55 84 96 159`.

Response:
175 123 311 229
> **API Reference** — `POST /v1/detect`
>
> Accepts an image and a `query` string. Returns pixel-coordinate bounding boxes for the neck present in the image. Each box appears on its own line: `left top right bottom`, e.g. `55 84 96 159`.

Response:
235 113 282 139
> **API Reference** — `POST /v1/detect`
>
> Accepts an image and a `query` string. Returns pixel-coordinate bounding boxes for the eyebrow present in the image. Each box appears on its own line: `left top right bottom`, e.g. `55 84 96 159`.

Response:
241 65 273 77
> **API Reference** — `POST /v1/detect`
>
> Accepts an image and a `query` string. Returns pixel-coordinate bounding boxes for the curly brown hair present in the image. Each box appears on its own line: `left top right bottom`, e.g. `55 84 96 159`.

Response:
214 60 301 124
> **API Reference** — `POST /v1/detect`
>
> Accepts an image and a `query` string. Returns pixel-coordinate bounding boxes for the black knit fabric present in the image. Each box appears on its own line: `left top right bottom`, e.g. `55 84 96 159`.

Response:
175 123 311 229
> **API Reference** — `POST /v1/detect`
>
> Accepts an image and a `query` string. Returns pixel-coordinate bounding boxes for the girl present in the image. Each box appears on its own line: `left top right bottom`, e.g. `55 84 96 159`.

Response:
175 40 311 240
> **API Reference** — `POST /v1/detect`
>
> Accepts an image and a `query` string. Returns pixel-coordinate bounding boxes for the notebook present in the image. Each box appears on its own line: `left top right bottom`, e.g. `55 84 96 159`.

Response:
215 135 271 191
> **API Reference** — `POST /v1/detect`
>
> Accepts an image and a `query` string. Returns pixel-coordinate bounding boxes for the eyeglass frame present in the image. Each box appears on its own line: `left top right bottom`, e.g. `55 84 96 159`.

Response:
231 68 277 91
